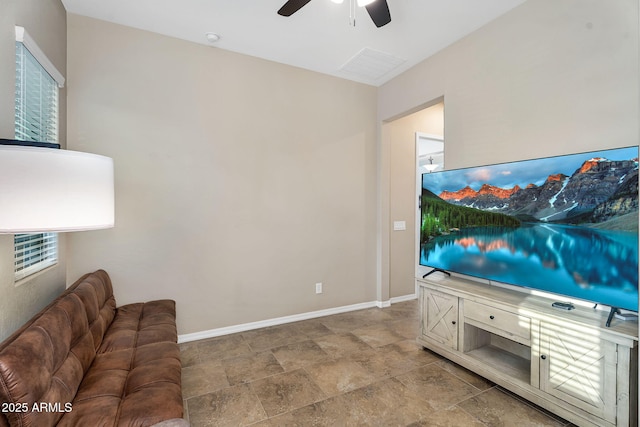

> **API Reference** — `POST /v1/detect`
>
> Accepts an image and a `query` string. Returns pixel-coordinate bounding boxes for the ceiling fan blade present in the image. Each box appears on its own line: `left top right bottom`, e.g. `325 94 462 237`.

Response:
365 0 391 27
278 0 313 16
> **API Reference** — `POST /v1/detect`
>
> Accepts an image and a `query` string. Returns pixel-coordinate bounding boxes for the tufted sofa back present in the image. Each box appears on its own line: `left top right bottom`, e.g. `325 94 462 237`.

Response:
0 270 116 427
69 270 117 352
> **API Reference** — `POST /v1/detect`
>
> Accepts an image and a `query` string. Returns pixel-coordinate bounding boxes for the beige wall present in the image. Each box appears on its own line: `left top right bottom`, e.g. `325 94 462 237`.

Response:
66 15 378 336
379 0 638 296
380 0 638 163
0 0 67 341
385 103 444 299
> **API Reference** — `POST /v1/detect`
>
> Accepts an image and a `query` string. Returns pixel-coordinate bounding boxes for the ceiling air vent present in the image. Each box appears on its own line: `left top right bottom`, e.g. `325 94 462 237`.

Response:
339 47 406 82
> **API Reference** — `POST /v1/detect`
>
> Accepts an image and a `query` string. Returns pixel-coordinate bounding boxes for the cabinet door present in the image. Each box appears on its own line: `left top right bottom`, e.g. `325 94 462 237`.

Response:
421 288 459 350
539 321 617 424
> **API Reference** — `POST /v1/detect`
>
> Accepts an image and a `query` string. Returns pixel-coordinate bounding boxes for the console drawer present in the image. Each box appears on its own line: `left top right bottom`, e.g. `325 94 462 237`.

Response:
464 300 530 342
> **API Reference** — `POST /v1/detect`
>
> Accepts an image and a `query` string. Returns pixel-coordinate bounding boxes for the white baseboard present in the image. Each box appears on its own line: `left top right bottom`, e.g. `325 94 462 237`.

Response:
178 295 417 344
376 300 391 308
179 300 377 343
390 293 417 304
372 293 418 308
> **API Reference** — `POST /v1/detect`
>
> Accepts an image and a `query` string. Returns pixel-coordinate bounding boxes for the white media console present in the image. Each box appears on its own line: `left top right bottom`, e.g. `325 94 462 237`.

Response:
416 273 638 427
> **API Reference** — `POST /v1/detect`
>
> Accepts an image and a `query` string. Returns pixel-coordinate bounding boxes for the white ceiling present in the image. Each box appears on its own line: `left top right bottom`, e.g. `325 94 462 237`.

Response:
60 0 526 86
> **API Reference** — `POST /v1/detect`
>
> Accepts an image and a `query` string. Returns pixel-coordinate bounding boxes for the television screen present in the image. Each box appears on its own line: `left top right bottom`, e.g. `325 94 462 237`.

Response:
420 147 639 312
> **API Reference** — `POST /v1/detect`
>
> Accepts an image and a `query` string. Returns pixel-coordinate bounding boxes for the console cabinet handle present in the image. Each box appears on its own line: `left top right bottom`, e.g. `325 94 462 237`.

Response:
541 355 547 360
489 315 495 320
452 321 456 325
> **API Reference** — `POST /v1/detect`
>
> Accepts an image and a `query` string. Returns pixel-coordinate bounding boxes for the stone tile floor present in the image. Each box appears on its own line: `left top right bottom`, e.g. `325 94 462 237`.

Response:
179 300 574 426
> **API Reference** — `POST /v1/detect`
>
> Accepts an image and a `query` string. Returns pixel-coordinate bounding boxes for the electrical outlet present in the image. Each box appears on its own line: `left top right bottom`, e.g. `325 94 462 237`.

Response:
315 283 323 294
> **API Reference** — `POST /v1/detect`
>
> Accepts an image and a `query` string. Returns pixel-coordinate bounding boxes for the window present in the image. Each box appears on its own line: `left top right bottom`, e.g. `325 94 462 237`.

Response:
14 233 58 281
13 27 65 281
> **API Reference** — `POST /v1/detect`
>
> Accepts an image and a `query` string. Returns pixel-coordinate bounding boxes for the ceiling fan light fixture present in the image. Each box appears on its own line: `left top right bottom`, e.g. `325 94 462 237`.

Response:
277 0 390 27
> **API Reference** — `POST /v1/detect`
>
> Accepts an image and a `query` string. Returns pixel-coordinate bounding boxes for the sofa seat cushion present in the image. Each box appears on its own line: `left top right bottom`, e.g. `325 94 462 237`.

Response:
98 300 178 353
58 343 182 426
57 300 183 427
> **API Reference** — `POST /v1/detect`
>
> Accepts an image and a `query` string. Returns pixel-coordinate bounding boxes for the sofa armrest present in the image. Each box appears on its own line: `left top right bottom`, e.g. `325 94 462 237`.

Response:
150 419 190 427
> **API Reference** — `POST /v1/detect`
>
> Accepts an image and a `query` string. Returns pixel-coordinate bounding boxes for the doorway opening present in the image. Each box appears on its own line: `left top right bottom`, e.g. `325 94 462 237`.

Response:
380 99 444 303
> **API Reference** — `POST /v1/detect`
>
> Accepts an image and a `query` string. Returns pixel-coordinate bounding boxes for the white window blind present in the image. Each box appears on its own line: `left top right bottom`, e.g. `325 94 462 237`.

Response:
14 233 58 281
15 42 59 142
13 27 63 281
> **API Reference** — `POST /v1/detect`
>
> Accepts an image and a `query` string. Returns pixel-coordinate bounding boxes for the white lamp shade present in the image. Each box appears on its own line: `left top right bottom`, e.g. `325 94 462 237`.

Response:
0 145 114 233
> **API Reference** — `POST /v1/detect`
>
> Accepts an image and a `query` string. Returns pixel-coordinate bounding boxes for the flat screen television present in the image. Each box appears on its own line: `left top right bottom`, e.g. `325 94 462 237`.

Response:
419 146 639 313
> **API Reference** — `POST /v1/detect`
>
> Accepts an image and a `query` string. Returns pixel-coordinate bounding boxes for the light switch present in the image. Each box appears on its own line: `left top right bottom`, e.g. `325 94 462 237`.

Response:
393 221 406 231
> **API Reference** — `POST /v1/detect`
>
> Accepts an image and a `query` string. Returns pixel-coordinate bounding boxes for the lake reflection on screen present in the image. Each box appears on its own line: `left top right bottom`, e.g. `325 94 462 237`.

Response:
420 223 639 311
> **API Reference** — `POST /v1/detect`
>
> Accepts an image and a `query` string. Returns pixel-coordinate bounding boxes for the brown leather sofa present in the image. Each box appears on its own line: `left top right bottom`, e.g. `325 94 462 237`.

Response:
0 270 189 427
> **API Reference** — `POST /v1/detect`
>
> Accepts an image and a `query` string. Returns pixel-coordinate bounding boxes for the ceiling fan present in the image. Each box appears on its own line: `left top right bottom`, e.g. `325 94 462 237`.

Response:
278 0 392 28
